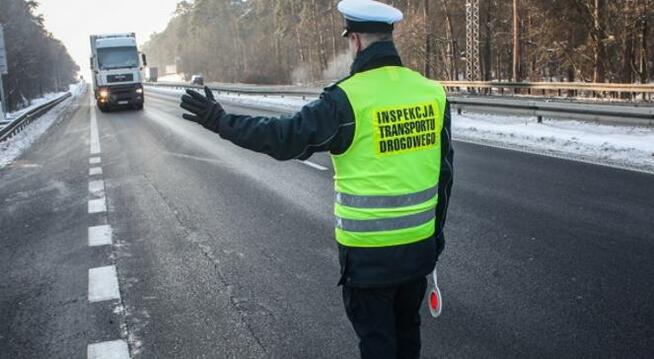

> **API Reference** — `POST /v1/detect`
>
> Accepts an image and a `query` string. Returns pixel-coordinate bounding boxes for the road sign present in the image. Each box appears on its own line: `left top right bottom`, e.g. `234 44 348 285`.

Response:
0 24 7 74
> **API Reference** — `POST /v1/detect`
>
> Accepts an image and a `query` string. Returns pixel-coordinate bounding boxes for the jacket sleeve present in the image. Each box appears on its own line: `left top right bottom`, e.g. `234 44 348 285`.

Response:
214 88 354 161
435 101 454 259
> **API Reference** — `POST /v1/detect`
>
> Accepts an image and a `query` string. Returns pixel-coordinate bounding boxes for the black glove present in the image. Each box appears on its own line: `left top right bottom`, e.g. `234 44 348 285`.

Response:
180 86 225 131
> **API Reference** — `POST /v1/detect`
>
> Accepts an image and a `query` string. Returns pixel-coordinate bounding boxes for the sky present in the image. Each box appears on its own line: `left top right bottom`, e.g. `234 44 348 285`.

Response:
37 0 181 78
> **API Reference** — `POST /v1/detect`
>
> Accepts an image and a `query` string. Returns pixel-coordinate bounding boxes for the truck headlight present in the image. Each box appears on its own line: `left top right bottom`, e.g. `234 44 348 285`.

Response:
135 88 143 94
99 90 109 98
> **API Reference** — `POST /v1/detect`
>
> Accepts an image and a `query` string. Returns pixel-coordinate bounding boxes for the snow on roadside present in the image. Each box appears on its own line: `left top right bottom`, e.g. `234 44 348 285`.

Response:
453 112 654 173
147 86 654 174
0 83 85 169
148 86 306 113
5 91 65 122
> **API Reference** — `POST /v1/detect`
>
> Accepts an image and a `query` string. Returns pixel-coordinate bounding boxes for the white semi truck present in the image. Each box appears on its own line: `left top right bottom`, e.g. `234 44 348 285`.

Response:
90 33 146 111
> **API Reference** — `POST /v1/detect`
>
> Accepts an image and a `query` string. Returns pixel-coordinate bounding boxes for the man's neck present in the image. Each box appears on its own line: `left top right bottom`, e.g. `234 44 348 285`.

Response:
351 41 403 75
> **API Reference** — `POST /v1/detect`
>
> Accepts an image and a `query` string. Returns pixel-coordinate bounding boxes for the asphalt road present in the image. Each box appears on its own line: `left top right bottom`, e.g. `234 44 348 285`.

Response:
0 87 653 358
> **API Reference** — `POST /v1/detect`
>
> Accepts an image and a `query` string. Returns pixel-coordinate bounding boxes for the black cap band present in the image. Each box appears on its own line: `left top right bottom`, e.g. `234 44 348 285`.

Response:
342 19 394 37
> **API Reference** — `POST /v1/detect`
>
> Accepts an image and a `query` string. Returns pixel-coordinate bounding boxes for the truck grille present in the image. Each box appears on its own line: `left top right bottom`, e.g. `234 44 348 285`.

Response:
107 84 140 101
107 73 134 83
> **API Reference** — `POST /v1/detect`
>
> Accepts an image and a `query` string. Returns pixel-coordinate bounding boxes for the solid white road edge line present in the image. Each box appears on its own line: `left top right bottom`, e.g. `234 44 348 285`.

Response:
88 225 112 247
87 339 130 359
297 160 329 171
88 265 121 303
88 197 107 214
89 179 105 198
90 98 101 155
90 156 101 164
90 167 103 176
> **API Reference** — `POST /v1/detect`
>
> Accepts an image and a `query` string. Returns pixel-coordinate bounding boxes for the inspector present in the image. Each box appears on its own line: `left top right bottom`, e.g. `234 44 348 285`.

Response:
180 0 453 357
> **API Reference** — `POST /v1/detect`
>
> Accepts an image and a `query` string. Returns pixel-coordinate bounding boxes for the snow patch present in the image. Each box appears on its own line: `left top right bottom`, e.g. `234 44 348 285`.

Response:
453 112 654 173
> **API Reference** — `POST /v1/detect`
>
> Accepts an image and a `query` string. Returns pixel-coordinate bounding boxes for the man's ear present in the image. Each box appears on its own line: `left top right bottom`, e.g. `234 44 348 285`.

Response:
353 33 363 53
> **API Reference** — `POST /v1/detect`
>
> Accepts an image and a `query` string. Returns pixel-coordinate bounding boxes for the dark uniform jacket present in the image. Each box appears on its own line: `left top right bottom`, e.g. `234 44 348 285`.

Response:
214 41 454 288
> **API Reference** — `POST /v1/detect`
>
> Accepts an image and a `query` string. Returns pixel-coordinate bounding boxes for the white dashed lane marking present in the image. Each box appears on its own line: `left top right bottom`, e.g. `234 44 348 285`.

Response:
89 180 105 198
88 265 121 303
297 160 329 171
87 339 130 359
88 197 107 214
87 98 129 357
88 225 112 247
90 103 101 155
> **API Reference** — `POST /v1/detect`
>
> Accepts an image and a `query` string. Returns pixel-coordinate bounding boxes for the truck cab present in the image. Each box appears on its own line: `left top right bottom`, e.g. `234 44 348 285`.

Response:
90 33 145 112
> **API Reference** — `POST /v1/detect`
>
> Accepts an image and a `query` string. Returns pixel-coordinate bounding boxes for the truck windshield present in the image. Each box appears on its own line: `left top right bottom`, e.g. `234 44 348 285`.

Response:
97 46 139 70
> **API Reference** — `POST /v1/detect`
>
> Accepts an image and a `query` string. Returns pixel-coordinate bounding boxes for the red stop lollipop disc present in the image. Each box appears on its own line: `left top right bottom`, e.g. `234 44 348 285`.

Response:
428 269 442 318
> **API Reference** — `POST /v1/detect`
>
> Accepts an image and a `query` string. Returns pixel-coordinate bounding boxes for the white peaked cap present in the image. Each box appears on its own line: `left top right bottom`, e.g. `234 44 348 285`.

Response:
337 0 404 24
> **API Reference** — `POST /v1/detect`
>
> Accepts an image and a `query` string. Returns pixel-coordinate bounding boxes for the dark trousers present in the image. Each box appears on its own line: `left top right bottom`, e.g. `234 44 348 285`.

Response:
343 277 427 359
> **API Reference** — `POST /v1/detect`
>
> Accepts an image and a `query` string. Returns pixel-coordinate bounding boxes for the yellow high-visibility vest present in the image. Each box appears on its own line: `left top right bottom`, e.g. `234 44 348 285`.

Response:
332 66 447 248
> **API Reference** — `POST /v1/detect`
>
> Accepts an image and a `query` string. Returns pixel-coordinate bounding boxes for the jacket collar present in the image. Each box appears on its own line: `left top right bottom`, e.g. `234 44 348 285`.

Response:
350 41 403 75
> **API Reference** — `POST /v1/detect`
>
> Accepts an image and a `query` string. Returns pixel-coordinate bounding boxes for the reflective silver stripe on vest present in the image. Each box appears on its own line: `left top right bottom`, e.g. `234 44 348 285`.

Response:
335 209 435 233
336 185 439 209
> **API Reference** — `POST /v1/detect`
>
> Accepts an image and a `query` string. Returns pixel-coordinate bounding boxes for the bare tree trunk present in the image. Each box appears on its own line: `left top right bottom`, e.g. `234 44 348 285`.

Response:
329 2 338 61
512 0 521 82
483 0 492 81
526 12 534 81
273 0 281 70
313 0 328 74
440 0 457 80
637 0 649 83
593 0 606 83
294 1 306 64
496 51 501 82
623 1 635 84
567 66 576 97
650 0 654 84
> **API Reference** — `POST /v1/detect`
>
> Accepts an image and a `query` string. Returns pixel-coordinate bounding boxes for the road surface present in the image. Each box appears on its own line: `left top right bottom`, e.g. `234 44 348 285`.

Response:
1 87 653 358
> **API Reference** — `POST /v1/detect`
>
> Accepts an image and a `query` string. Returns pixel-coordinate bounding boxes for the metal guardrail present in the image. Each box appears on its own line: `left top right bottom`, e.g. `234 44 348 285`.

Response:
442 81 654 100
447 96 654 125
0 92 72 143
147 82 320 100
145 82 654 126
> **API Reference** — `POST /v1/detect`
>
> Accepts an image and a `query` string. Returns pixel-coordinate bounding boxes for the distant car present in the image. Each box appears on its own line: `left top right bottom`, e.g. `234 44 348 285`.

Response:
191 75 204 86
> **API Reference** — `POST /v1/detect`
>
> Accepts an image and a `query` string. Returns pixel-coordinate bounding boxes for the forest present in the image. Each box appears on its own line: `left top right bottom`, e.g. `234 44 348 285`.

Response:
142 0 654 86
0 0 79 112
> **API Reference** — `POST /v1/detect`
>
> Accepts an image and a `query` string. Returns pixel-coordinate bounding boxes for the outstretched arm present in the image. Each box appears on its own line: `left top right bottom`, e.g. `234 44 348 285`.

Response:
180 87 353 160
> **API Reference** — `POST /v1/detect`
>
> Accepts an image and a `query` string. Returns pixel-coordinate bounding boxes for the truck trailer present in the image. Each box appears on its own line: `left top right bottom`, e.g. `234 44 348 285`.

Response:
90 33 146 111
